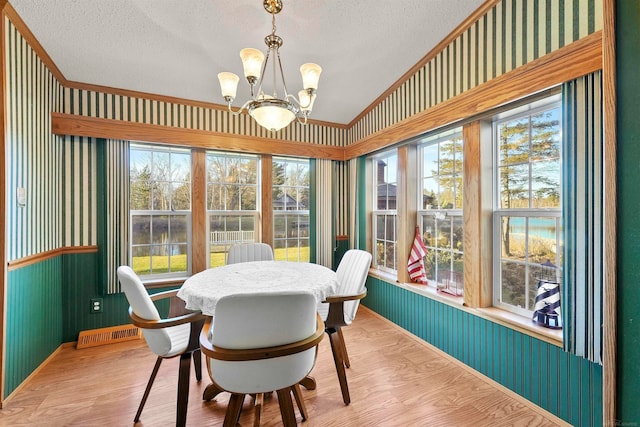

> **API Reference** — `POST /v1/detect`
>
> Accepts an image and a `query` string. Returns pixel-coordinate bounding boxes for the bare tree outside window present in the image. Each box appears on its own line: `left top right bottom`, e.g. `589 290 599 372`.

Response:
129 145 191 277
206 152 260 267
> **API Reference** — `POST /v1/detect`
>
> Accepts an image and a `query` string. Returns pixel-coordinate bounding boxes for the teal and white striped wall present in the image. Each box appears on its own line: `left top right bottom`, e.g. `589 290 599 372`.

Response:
5 17 63 262
62 87 348 147
349 0 603 142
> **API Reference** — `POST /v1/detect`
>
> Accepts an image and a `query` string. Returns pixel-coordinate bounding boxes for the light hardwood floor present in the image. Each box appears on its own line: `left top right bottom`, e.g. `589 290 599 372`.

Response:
0 307 567 426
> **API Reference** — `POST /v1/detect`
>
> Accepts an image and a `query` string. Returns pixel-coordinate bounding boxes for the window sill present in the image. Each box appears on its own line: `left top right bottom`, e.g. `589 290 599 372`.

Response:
143 276 188 290
367 268 563 347
474 307 563 346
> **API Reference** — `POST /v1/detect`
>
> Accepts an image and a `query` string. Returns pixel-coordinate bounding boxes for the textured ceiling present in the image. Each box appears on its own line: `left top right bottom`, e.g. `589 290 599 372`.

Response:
8 0 485 125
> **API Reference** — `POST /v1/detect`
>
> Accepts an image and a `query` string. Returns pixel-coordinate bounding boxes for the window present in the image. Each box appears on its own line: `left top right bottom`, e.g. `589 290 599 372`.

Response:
372 150 398 272
272 157 310 261
207 152 260 267
129 144 191 278
418 129 464 295
493 95 562 316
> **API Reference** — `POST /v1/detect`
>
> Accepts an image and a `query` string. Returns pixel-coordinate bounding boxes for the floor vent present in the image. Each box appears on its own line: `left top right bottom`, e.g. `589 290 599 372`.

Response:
76 324 141 349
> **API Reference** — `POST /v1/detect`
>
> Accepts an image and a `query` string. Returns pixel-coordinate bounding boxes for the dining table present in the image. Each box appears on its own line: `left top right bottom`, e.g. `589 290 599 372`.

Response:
176 260 340 400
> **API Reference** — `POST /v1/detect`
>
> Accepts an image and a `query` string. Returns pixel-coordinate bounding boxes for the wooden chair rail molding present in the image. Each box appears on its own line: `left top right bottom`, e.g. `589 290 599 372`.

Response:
51 113 346 161
7 246 98 271
344 31 603 160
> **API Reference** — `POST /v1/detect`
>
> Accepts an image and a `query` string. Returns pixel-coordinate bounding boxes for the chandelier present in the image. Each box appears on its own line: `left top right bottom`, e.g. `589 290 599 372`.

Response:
217 0 322 132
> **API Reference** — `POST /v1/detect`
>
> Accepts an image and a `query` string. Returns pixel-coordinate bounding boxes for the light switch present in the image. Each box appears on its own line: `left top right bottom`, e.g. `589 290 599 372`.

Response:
16 187 26 208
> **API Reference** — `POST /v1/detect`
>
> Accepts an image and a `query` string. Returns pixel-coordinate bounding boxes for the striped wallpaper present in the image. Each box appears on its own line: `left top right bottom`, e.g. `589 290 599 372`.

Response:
5 18 63 262
349 0 603 142
62 135 97 247
62 87 348 147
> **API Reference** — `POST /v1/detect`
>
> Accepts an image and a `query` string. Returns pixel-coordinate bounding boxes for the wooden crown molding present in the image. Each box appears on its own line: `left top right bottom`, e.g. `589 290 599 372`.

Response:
51 113 346 161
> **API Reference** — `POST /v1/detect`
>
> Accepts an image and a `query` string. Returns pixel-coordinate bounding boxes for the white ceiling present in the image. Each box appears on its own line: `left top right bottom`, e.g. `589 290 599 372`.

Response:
8 0 485 125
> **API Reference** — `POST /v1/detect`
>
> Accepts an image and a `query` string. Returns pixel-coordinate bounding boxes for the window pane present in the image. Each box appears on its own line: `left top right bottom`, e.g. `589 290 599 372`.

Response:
422 216 436 247
225 184 240 210
171 152 191 181
500 216 526 261
208 184 224 210
422 177 438 209
169 215 187 244
239 185 257 210
531 160 560 208
436 217 452 249
438 175 455 209
528 217 558 265
499 163 529 209
498 117 529 165
422 144 438 177
531 109 561 162
132 215 151 244
151 215 169 244
132 246 151 275
152 182 171 210
152 151 170 181
169 244 188 273
172 182 191 210
500 261 526 308
130 177 151 210
452 215 463 253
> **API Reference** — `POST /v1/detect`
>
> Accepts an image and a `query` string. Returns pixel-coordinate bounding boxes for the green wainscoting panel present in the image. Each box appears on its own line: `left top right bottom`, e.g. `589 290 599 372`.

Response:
62 252 174 343
5 258 63 398
62 252 130 342
362 276 603 426
333 238 349 271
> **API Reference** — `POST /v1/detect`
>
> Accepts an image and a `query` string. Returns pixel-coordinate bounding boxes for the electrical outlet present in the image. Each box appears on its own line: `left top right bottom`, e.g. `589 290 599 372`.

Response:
90 298 103 314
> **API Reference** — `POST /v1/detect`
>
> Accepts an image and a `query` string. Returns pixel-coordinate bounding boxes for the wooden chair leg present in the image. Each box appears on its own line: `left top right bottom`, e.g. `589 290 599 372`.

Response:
337 327 351 368
203 382 225 401
291 383 308 421
193 349 202 382
328 328 351 405
253 393 264 427
223 394 245 427
276 387 297 427
176 352 192 427
299 376 316 390
134 356 163 423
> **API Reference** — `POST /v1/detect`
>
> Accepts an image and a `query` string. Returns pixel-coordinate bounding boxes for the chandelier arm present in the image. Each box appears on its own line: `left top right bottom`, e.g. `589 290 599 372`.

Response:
254 48 272 100
294 114 309 126
226 99 254 116
286 92 314 109
275 50 291 98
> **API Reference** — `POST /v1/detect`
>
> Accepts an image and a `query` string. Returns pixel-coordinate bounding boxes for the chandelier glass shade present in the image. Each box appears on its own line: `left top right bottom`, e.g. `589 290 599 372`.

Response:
217 0 321 132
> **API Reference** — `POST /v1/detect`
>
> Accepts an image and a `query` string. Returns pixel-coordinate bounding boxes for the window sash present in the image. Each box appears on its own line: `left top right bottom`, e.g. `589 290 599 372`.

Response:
129 211 192 279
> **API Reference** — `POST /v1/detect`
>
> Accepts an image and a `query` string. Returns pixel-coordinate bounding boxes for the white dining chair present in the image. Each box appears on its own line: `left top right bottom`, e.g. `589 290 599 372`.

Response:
117 265 205 427
317 249 372 405
227 242 274 264
199 292 323 426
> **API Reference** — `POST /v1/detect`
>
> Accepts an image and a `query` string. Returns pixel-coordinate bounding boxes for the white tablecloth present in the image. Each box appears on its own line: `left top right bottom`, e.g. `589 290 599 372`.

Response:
177 261 339 316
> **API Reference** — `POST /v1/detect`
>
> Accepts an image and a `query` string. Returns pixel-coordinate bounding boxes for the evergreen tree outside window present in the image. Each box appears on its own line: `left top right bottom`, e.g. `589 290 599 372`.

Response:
493 95 563 316
272 157 310 262
418 129 464 293
129 144 191 278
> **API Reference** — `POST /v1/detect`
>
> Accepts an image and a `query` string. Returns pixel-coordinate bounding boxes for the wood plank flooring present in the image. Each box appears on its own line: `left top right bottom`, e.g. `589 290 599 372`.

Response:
0 307 568 426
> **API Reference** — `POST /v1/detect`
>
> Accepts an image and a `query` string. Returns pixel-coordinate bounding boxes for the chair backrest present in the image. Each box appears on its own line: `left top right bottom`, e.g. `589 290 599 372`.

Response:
227 242 274 264
207 292 318 394
335 249 372 324
117 266 180 357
